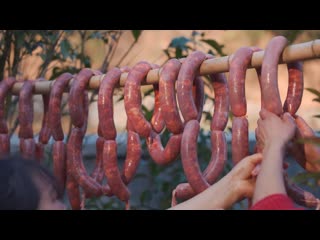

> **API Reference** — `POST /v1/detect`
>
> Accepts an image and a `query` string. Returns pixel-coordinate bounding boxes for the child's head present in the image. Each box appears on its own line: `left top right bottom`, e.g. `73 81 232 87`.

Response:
0 154 66 210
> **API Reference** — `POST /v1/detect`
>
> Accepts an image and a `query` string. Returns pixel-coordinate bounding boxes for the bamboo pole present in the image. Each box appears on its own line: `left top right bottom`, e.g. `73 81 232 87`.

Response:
10 39 320 95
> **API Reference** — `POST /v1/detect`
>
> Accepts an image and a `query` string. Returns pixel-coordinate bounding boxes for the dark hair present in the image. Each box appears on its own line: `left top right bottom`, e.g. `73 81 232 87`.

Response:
0 154 63 210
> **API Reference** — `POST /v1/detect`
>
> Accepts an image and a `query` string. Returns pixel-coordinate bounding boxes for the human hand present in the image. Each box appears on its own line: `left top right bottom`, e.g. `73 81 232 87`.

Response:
223 153 263 205
256 108 296 148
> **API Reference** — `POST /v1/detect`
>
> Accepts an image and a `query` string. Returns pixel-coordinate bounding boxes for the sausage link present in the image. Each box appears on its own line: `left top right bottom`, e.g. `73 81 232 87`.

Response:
0 133 10 157
228 47 253 117
181 120 210 193
124 61 153 138
151 83 165 133
177 51 206 122
0 77 15 134
66 175 81 210
260 36 288 116
98 68 121 140
18 81 34 139
147 131 182 165
48 73 74 141
67 127 102 196
194 77 205 122
291 115 320 172
121 122 142 184
210 73 229 131
53 141 67 192
19 138 36 160
284 173 320 208
69 68 95 128
35 142 44 163
90 136 105 183
103 140 130 203
283 62 304 116
159 59 184 134
231 116 249 165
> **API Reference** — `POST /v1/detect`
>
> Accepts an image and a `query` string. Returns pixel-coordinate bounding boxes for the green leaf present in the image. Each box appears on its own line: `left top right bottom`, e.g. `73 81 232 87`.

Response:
131 30 142 42
60 39 72 59
169 36 190 50
201 39 225 56
306 88 320 98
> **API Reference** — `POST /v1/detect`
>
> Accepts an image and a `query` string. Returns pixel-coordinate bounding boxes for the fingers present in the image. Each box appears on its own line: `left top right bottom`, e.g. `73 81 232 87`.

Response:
246 152 263 165
251 163 261 177
282 112 296 125
259 108 270 120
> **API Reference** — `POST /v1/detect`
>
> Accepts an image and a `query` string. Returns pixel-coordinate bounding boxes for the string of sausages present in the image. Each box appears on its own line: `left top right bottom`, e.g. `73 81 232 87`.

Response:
0 35 319 210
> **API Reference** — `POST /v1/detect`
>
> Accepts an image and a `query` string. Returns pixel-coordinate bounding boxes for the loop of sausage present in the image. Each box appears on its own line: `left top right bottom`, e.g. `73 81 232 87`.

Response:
53 141 67 193
69 68 96 128
67 127 102 196
260 36 288 116
18 81 34 139
66 174 81 210
0 77 15 134
171 130 227 203
231 116 249 165
103 139 130 204
181 120 210 193
90 136 105 183
283 61 304 116
124 61 153 138
177 51 206 122
48 72 74 141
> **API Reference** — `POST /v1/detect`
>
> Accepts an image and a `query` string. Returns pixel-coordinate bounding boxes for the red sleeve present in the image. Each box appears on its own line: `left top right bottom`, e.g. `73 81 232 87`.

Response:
249 193 304 210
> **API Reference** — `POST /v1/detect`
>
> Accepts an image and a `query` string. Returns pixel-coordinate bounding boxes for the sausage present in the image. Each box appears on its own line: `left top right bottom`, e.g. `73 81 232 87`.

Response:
291 115 320 172
228 47 253 117
37 78 51 144
103 139 130 204
98 68 121 140
90 136 105 183
231 116 249 165
0 133 10 157
124 61 153 138
35 142 44 163
0 77 15 134
203 130 227 182
66 175 81 210
18 81 34 139
159 58 184 134
181 120 210 193
53 141 67 192
260 36 288 116
283 62 304 116
19 138 36 160
177 51 206 122
69 68 95 128
210 72 229 131
151 83 165 133
171 130 227 203
48 73 74 141
66 127 102 196
284 173 320 208
147 131 182 165
121 120 142 184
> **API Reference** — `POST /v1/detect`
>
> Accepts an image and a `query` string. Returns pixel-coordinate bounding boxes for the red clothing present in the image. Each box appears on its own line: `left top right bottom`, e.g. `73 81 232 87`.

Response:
249 193 304 210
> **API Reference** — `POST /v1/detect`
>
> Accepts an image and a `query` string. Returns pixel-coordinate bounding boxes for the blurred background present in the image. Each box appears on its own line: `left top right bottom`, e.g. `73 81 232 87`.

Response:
1 30 320 209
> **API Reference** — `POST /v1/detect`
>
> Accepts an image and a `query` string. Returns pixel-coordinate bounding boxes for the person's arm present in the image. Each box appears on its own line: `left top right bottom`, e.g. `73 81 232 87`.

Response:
252 109 296 205
169 153 262 210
